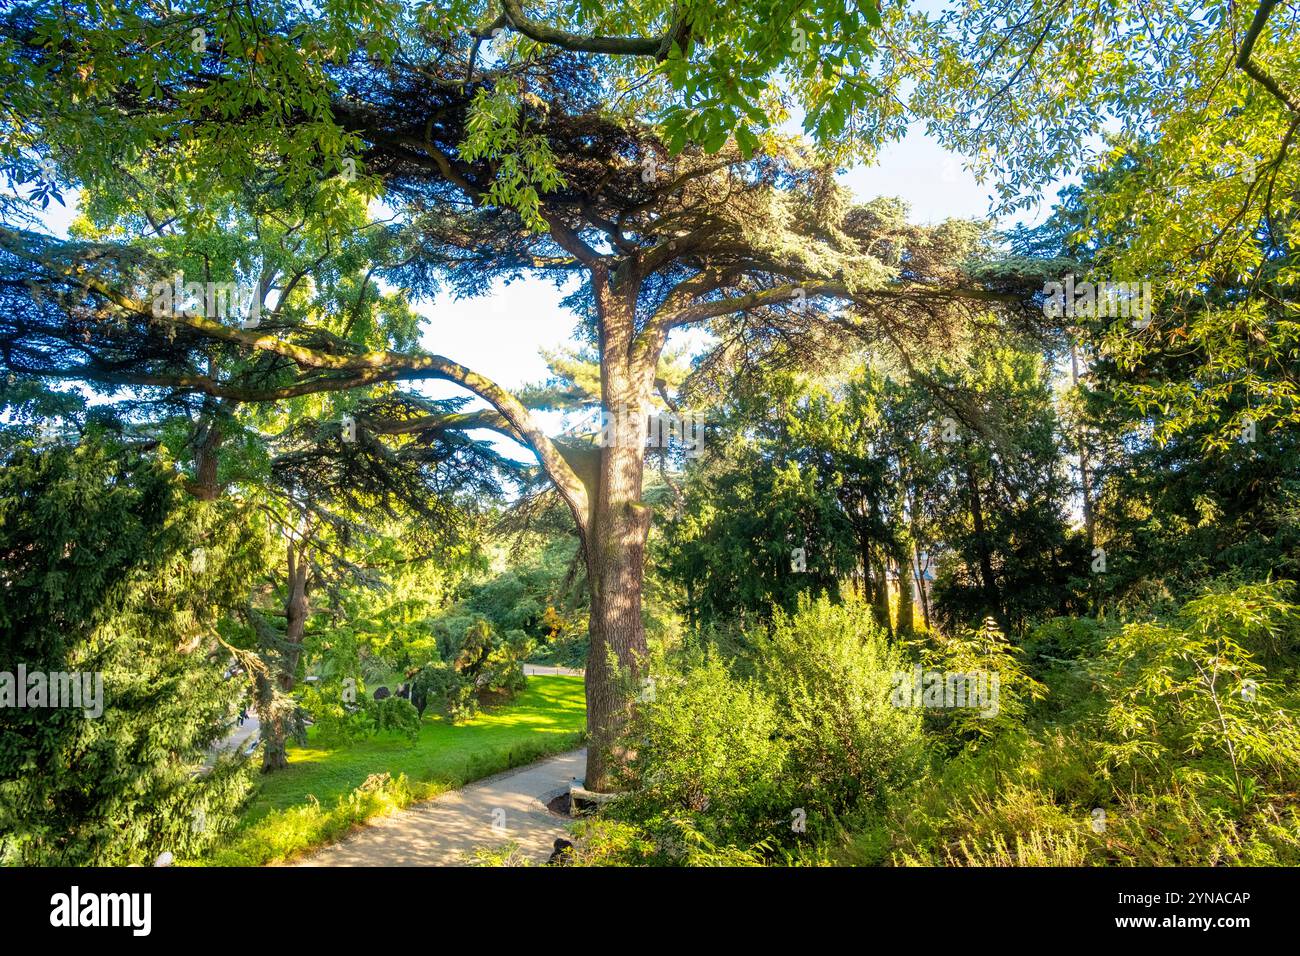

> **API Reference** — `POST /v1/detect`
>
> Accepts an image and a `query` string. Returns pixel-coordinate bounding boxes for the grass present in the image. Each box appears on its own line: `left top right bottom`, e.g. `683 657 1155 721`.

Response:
200 674 586 866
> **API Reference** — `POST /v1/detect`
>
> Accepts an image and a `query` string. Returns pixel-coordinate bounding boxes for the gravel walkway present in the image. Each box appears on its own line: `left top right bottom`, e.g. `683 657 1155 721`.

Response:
294 748 585 867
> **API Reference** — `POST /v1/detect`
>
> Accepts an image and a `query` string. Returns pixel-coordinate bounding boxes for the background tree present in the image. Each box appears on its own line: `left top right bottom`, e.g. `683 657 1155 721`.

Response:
1018 164 1300 608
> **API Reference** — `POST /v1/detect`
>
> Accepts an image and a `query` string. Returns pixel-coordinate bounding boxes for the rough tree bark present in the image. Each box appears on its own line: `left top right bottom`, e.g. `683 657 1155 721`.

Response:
579 287 657 792
260 537 310 772
189 404 224 501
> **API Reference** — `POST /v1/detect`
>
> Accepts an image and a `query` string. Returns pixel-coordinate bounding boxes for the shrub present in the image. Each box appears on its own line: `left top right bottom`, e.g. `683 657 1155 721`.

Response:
1022 615 1110 667
611 595 926 859
432 617 533 703
1095 583 1300 811
475 628 532 696
836 582 1300 867
616 651 790 854
410 661 478 723
904 615 1047 749
301 681 376 743
753 595 927 816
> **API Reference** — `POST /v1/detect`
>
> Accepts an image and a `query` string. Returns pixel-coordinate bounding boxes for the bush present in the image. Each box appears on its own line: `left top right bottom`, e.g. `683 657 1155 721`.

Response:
1095 581 1300 811
835 581 1300 867
475 628 532 696
610 595 926 859
753 596 926 815
903 615 1047 749
410 661 479 723
430 617 533 704
307 686 423 746
301 681 376 743
1022 615 1110 665
616 651 790 854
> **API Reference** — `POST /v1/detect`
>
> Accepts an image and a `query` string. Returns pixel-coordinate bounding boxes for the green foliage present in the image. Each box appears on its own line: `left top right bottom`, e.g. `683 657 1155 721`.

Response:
1023 615 1110 666
374 695 422 742
461 79 567 230
0 0 902 232
405 661 470 723
662 350 1086 633
300 681 377 744
1095 582 1300 812
0 437 270 864
923 346 1089 631
617 651 791 854
658 369 883 628
322 533 474 683
589 582 1300 868
432 615 534 700
609 596 924 861
835 582 1300 867
5 0 1300 874
438 533 588 666
905 615 1048 748
1030 157 1300 607
653 0 891 157
753 596 926 814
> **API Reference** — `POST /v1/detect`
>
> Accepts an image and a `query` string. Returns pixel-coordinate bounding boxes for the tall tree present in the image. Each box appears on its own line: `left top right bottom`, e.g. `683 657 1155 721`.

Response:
0 3 1039 788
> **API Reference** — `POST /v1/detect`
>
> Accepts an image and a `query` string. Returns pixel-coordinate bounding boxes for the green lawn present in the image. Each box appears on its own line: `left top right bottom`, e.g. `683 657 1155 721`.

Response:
202 675 586 866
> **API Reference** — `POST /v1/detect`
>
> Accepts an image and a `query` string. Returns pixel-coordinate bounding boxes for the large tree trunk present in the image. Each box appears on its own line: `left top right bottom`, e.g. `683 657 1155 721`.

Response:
582 442 651 791
253 668 286 772
189 388 225 501
581 308 655 792
191 414 223 501
260 539 309 773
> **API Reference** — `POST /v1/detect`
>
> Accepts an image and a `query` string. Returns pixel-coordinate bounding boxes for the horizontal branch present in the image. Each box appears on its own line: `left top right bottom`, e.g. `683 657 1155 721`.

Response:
499 0 668 56
657 279 1021 331
368 408 525 445
2 230 591 530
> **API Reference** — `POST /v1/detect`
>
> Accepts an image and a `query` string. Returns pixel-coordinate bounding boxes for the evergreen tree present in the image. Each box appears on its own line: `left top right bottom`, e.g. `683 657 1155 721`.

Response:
0 428 270 864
